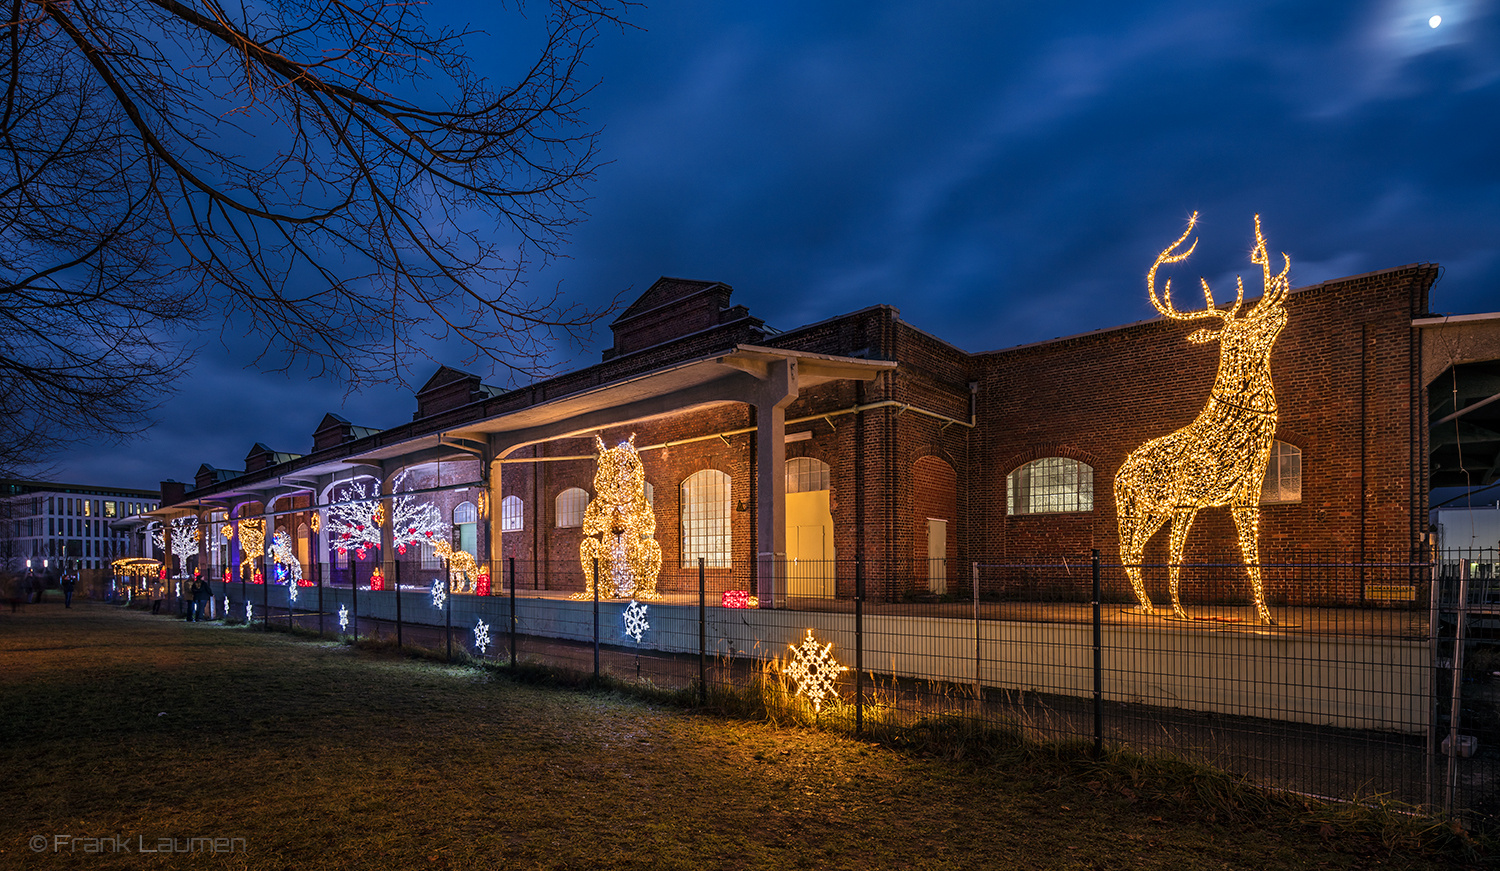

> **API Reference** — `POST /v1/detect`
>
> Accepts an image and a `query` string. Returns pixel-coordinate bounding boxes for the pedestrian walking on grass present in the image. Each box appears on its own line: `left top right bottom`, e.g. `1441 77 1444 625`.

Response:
61 574 76 609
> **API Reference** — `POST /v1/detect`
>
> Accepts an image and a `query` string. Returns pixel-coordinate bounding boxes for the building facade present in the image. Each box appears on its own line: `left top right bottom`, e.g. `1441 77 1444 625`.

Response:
151 264 1451 611
0 480 160 576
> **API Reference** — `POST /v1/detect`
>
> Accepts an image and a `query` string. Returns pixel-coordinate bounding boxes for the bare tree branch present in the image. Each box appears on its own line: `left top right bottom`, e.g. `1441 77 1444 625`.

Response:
0 0 634 476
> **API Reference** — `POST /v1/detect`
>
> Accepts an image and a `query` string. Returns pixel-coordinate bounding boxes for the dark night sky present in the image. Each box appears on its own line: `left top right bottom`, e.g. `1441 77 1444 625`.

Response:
47 0 1500 491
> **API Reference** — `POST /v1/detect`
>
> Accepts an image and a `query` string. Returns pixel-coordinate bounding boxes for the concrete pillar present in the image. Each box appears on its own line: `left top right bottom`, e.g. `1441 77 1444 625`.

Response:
756 358 798 607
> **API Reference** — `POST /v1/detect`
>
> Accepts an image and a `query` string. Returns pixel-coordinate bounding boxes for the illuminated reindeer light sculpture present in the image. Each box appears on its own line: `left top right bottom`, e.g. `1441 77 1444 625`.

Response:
1115 213 1290 625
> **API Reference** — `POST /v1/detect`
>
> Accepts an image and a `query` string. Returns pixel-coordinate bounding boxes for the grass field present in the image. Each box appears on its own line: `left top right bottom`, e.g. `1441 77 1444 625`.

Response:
0 603 1488 870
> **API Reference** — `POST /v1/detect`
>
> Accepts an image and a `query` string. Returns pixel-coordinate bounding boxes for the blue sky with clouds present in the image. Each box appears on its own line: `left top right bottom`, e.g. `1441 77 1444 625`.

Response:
47 0 1500 490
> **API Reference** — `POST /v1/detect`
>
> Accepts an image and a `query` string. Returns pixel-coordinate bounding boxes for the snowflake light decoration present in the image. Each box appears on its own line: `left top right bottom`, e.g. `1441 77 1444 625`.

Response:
473 618 492 654
430 578 447 610
782 629 849 713
288 581 300 604
244 601 254 623
338 604 350 633
221 595 229 617
622 600 650 644
328 479 382 559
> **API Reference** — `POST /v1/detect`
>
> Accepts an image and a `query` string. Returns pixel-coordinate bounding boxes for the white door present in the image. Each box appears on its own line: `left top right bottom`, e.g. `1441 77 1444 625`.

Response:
927 518 947 595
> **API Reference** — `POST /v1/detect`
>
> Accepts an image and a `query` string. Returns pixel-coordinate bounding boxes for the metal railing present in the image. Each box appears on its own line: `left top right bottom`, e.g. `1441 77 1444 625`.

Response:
180 550 1497 831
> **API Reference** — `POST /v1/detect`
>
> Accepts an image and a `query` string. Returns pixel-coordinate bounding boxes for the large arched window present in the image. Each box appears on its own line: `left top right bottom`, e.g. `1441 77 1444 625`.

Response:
681 470 731 568
500 495 524 532
1260 440 1302 504
556 488 588 528
1007 457 1094 515
786 457 830 493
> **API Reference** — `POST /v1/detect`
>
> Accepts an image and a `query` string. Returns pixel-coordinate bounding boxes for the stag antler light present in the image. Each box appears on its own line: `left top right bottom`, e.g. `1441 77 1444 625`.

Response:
1117 214 1292 625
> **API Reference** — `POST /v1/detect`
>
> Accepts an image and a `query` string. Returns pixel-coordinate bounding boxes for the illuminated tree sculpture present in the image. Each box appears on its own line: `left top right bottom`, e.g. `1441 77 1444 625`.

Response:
1115 213 1290 625
328 479 382 559
576 435 662 600
390 471 448 556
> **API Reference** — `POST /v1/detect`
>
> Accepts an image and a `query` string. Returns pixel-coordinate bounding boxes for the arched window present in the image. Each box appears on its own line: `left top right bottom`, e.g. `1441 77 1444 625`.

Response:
1260 440 1302 504
500 495 524 532
453 501 478 554
681 470 731 568
786 457 830 493
1007 457 1094 515
556 488 588 528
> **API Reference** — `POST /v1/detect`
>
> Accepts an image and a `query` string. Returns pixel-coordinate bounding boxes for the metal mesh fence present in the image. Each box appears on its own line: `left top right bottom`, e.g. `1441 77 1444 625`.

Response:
196 550 1499 830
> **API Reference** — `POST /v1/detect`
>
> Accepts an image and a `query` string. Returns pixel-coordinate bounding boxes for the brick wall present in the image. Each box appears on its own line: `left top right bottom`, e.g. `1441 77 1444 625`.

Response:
971 264 1436 607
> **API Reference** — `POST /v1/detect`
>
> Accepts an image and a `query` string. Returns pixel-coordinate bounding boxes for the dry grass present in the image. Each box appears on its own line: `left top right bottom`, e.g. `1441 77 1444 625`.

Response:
0 604 1488 870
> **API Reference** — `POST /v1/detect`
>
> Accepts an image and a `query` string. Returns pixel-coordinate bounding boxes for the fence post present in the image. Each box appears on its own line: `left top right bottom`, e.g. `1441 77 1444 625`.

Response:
262 558 269 630
1445 559 1472 814
973 561 981 702
1092 548 1102 758
508 557 517 667
394 559 403 650
698 557 706 705
592 557 600 679
445 560 453 663
855 556 864 736
317 560 324 637
349 557 358 638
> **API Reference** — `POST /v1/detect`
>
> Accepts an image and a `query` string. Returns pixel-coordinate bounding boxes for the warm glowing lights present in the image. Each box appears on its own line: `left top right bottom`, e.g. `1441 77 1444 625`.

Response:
575 435 662 600
310 511 321 534
622 600 649 643
476 572 492 597
1116 213 1290 625
369 566 386 591
236 519 266 581
782 629 848 713
720 590 760 609
473 618 492 654
434 540 480 594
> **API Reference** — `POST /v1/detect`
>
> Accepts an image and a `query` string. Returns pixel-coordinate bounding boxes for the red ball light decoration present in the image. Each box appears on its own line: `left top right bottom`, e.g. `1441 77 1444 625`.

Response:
397 544 407 555
355 548 367 560
369 567 386 591
476 572 492 597
253 571 264 585
721 590 752 609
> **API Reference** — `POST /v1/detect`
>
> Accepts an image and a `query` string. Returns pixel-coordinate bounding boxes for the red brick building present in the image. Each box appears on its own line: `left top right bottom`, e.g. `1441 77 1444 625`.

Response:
155 265 1441 610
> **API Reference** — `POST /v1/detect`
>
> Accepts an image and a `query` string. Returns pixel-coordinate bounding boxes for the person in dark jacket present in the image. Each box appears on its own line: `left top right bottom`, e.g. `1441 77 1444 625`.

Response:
61 574 76 608
191 576 213 622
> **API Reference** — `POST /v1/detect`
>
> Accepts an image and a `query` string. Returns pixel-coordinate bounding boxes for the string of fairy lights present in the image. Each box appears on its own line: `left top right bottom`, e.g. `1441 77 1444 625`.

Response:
1116 213 1291 625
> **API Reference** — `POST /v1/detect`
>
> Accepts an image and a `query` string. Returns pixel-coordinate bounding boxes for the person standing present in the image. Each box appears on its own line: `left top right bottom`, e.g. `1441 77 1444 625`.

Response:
191 575 213 622
61 573 76 609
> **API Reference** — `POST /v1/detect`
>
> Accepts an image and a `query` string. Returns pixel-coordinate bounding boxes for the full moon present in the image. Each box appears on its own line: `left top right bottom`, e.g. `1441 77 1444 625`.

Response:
1429 14 1442 27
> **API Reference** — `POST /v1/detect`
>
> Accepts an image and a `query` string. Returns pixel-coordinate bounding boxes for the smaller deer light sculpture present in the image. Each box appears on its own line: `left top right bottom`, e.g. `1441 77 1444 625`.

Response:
1115 213 1290 625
